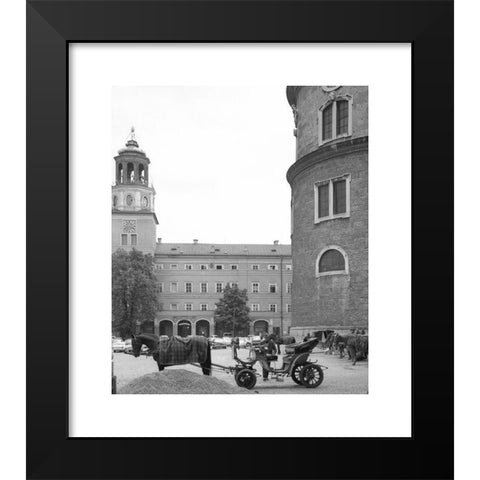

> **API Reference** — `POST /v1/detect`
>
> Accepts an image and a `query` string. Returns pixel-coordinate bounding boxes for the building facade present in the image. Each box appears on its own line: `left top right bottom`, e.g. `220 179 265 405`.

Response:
112 130 292 337
152 242 292 337
286 86 368 337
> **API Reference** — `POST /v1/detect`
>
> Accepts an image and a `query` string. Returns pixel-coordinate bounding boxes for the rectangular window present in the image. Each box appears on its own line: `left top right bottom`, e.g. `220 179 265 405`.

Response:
286 282 292 294
157 263 164 270
269 304 277 313
200 304 208 311
269 284 277 293
185 303 193 311
252 282 259 293
130 234 137 246
268 265 278 271
333 178 347 214
315 175 350 222
200 264 208 270
286 304 292 313
230 282 239 289
215 282 223 293
251 304 259 312
285 264 292 271
170 264 178 270
336 100 349 135
121 234 128 246
230 264 238 270
215 264 224 270
185 264 193 270
170 282 178 293
318 183 329 218
170 303 178 311
322 103 333 140
159 283 164 293
252 264 259 270
200 282 208 293
185 282 192 293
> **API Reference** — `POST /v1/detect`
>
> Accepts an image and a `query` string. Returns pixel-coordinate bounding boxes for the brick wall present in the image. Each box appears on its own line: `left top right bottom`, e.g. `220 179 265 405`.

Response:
288 86 368 329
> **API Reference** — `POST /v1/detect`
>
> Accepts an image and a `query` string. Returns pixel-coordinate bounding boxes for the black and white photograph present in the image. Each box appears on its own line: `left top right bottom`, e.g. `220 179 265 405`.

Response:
18 0 458 478
111 86 368 394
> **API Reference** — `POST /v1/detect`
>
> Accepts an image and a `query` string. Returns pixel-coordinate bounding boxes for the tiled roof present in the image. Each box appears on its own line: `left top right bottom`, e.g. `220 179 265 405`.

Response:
155 242 291 257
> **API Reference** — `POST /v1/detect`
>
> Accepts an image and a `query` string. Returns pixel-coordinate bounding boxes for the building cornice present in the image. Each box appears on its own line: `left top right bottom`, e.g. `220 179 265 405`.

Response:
112 209 159 225
286 136 368 185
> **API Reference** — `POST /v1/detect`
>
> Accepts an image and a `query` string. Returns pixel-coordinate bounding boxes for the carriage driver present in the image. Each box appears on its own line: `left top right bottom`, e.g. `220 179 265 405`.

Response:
259 333 278 381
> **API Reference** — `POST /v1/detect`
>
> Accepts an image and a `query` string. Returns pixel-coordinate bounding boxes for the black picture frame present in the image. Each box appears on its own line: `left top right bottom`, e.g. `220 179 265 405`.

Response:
27 1 453 479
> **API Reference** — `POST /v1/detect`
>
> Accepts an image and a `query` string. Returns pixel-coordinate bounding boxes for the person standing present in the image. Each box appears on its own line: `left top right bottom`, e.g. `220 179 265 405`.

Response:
261 334 277 381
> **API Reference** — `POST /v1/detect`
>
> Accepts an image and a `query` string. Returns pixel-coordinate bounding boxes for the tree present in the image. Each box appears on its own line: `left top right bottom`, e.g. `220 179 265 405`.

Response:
214 284 251 336
112 249 161 338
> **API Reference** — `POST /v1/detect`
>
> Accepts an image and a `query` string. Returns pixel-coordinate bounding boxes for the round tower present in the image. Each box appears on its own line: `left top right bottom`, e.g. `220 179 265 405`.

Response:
112 128 158 254
286 86 368 336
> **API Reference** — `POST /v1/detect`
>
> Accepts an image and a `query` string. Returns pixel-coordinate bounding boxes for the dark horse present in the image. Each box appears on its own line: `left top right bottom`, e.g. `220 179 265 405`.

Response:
131 333 212 375
326 332 368 365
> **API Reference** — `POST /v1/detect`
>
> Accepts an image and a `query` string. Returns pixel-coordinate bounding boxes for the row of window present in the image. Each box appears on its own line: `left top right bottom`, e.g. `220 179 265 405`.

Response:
167 303 292 313
153 263 292 271
160 281 292 294
121 233 137 246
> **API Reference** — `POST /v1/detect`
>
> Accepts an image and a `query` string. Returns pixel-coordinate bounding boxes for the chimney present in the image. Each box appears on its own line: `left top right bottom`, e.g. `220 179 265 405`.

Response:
193 239 198 244
157 238 162 243
273 240 279 245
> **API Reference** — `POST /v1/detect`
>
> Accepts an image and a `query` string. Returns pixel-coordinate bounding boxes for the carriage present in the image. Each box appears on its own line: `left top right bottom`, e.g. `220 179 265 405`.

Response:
230 337 327 390
130 334 327 390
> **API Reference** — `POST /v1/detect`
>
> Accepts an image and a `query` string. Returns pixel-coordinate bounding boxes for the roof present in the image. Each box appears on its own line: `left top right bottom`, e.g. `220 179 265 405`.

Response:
155 242 291 257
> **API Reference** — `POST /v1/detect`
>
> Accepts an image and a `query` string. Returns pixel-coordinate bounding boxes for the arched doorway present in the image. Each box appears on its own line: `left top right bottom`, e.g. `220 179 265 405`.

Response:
254 320 269 335
159 319 173 337
141 320 154 334
195 320 210 337
177 320 192 337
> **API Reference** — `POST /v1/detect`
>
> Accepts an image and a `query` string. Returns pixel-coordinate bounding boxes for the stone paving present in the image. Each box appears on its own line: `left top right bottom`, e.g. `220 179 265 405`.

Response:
113 346 368 394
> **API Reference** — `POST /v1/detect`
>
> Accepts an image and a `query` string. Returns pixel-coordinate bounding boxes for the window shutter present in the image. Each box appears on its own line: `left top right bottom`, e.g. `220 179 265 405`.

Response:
318 184 329 217
336 100 349 135
333 179 347 214
322 104 333 140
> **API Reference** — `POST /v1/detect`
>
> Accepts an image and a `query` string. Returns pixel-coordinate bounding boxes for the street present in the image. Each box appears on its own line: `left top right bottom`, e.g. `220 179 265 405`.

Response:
114 347 368 394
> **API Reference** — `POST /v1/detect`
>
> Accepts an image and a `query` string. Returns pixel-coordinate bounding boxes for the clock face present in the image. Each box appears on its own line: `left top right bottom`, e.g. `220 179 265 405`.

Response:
126 195 133 206
142 196 148 207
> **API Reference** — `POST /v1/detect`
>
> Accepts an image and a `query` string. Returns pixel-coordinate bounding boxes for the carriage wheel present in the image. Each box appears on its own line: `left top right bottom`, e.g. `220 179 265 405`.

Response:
291 365 304 385
300 364 324 388
235 369 257 390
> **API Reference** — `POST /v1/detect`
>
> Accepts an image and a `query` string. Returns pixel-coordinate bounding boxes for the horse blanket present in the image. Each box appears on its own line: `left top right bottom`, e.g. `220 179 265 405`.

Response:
155 335 209 366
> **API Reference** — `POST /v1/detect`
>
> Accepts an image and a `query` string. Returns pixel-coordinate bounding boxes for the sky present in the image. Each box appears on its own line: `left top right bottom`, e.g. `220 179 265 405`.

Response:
112 86 296 245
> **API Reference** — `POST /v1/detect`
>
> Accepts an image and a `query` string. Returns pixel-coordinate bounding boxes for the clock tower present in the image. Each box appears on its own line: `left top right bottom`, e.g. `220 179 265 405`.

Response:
112 127 158 255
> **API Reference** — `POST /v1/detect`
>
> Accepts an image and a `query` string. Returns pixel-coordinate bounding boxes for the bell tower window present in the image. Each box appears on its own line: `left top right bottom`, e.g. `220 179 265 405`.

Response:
139 164 146 184
127 163 134 183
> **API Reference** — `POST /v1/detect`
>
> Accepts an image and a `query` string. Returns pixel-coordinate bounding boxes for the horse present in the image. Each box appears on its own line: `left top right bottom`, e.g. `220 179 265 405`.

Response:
273 335 296 354
329 332 368 365
131 333 212 375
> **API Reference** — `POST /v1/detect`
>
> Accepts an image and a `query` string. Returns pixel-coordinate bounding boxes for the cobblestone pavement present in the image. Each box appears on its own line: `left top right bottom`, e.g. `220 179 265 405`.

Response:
113 347 368 394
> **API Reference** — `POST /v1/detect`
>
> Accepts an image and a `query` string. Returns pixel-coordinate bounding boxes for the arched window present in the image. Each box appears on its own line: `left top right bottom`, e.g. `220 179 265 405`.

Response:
319 94 353 145
316 246 348 277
